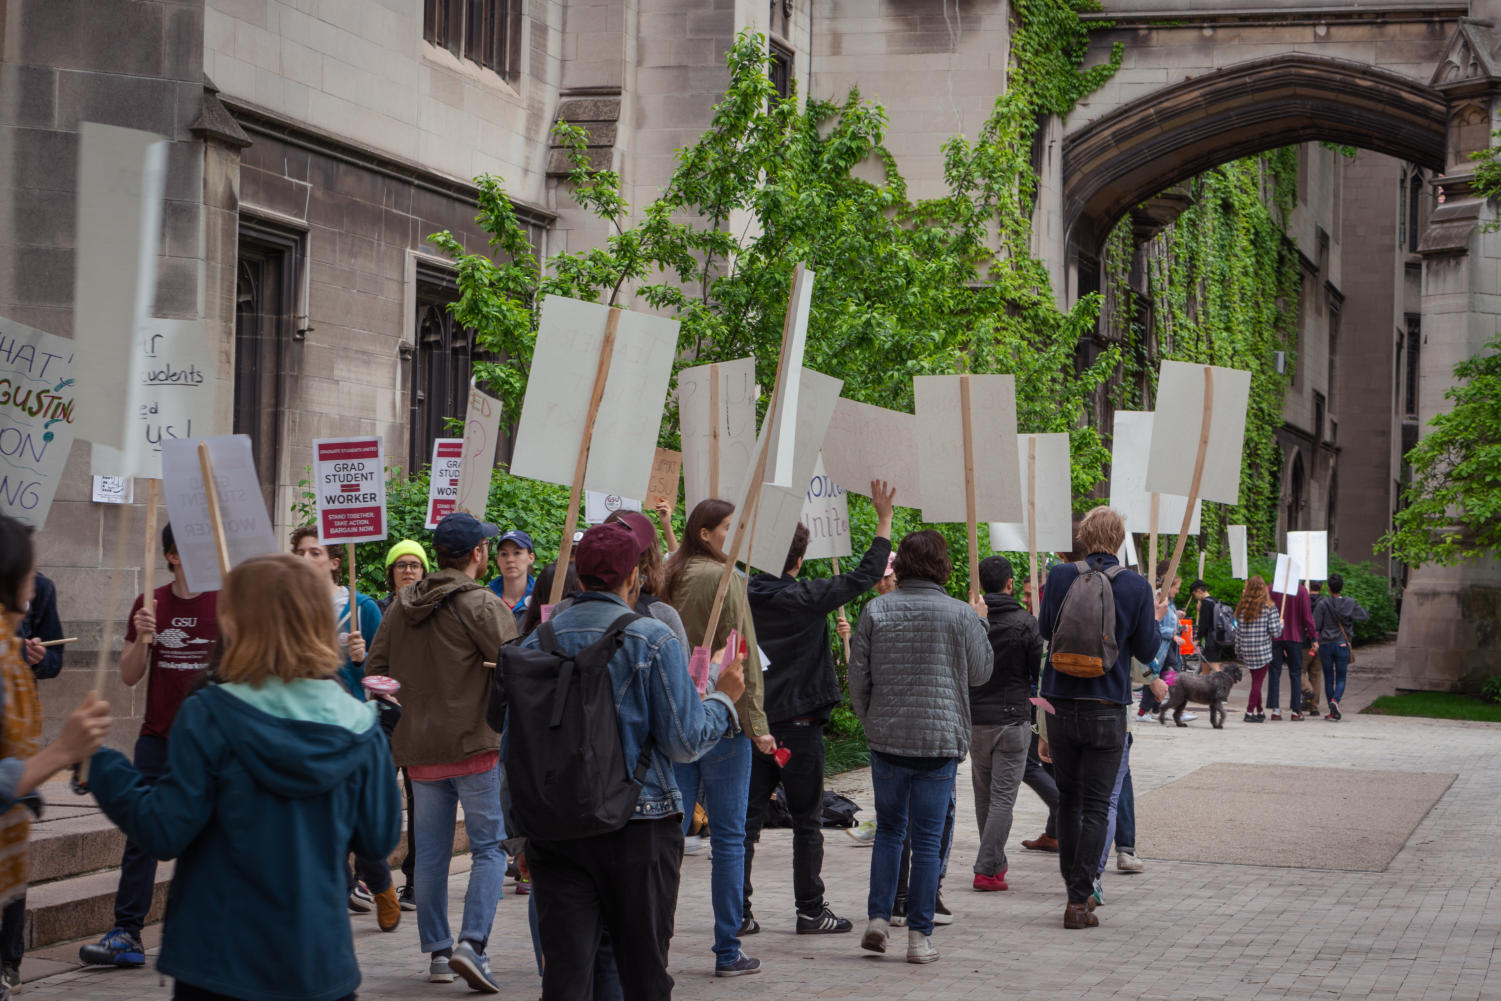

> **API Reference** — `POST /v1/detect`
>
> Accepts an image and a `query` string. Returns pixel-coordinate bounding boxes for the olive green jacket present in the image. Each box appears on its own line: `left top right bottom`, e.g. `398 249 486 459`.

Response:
669 557 769 739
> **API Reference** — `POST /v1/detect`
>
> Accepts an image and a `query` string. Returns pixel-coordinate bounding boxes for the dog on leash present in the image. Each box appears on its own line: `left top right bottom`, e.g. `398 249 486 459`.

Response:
1157 664 1243 729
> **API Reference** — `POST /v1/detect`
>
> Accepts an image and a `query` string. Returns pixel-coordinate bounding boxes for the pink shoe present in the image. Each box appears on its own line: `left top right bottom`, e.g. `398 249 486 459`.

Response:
973 870 1009 892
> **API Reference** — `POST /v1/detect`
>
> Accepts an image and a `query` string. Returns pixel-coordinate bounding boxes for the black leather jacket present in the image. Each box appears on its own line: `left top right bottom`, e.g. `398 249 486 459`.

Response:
970 592 1044 726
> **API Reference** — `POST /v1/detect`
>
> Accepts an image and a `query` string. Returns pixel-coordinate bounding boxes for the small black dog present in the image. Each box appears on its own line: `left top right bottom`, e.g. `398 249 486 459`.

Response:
1157 664 1243 729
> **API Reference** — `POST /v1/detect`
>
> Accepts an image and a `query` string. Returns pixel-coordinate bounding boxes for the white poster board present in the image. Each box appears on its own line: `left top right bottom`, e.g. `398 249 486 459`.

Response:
820 398 921 503
510 296 677 500
313 437 388 545
768 267 814 488
1273 553 1304 594
988 433 1073 553
585 491 642 525
0 317 76 528
1118 533 1138 569
160 435 277 592
92 476 133 505
1109 411 1202 535
913 374 1022 524
1144 361 1253 506
1285 530 1329 582
455 381 502 519
679 356 757 512
1228 524 1249 579
800 454 852 560
424 439 464 529
71 122 169 454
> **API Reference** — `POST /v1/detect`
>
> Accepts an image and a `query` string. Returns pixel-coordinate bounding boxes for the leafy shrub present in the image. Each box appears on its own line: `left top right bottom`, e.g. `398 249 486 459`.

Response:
1481 675 1501 705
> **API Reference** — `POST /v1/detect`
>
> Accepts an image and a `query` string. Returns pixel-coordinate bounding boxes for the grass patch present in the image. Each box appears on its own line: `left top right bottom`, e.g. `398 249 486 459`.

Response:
824 733 870 776
1364 692 1501 722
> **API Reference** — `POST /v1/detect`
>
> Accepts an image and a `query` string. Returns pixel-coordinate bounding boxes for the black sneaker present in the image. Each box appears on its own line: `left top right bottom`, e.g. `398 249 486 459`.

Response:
714 952 761 977
1330 700 1342 720
932 892 953 926
890 895 907 927
78 928 146 968
738 911 759 936
397 884 417 911
796 905 853 934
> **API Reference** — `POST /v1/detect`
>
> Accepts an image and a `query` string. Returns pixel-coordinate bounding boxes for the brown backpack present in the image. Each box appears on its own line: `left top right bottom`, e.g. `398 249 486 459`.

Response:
1049 561 1127 679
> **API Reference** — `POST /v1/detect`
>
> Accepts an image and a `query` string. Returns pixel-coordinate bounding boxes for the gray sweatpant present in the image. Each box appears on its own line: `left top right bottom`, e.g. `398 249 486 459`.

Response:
970 721 1030 876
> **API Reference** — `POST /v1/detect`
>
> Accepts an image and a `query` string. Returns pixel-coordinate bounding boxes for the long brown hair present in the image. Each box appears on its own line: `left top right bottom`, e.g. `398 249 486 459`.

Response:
217 554 342 686
1235 575 1273 626
663 499 734 602
606 510 665 596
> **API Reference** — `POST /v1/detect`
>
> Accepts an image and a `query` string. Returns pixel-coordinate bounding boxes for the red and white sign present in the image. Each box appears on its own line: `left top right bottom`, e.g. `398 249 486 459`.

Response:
314 436 387 544
425 438 464 529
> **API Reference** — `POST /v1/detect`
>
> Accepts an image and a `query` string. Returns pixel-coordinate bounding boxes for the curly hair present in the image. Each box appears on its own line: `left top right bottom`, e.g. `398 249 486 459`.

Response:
1235 575 1273 625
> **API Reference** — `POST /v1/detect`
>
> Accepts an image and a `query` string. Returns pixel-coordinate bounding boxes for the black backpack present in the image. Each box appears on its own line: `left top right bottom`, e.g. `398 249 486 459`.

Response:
1210 599 1240 649
489 612 652 841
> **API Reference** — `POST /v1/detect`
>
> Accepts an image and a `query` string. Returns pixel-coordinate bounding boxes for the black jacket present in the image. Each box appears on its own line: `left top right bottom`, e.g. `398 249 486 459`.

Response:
747 536 891 724
970 592 1044 726
20 572 63 680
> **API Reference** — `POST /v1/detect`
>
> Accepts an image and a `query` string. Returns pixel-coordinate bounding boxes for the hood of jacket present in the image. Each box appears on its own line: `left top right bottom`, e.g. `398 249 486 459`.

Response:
393 568 485 625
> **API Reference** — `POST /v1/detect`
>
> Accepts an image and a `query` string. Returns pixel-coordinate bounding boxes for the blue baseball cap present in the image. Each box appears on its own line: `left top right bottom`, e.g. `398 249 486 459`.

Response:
497 529 534 552
434 512 500 555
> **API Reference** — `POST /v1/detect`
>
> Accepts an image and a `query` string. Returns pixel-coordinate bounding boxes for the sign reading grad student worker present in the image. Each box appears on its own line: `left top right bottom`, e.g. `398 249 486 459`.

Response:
0 316 76 529
800 454 851 560
313 437 388 545
424 439 464 529
160 435 277 593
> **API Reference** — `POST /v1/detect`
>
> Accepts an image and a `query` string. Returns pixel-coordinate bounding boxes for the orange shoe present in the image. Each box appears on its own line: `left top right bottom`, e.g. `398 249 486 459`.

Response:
375 886 401 932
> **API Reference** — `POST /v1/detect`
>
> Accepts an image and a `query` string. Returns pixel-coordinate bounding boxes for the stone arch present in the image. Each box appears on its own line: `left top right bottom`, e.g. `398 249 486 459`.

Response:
1061 54 1448 256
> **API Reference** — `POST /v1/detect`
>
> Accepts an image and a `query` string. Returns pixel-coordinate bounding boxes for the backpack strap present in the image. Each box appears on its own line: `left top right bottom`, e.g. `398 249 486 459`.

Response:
542 612 644 729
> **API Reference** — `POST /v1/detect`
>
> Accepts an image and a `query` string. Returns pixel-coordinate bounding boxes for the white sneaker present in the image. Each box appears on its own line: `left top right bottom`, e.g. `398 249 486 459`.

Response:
1116 850 1145 873
1180 711 1199 722
906 928 940 964
844 820 876 844
683 834 705 855
860 917 889 953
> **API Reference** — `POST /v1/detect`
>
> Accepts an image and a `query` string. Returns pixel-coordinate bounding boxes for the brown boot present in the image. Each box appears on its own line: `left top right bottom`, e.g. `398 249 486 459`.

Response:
375 886 401 932
1063 903 1099 929
1022 834 1059 853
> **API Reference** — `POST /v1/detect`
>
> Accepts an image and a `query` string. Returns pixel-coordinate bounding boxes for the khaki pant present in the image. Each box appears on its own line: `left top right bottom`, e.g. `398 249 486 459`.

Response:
1302 648 1322 711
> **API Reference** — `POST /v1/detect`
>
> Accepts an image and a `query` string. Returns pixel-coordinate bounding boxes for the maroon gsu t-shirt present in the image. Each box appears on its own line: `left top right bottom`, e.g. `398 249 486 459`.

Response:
124 585 219 739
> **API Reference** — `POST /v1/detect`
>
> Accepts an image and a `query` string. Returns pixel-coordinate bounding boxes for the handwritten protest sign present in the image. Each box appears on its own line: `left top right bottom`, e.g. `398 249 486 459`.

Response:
0 318 76 528
314 437 388 545
424 439 463 529
161 436 277 592
989 433 1073 553
648 448 682 507
1285 530 1329 582
801 454 851 560
1109 411 1202 536
92 476 133 505
820 398 921 502
585 491 641 525
914 374 1022 524
1228 524 1249 579
679 357 756 512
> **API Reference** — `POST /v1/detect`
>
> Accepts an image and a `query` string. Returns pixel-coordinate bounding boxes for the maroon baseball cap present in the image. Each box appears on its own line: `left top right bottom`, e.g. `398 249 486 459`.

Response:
612 510 659 551
576 522 647 589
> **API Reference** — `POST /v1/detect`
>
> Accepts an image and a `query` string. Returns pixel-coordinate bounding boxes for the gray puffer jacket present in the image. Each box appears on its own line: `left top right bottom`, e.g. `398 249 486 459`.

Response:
849 579 994 759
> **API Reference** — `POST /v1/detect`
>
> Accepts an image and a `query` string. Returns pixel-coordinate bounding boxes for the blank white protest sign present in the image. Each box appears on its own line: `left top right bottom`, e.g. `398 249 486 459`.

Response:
1285 530 1329 581
1109 411 1202 536
1273 553 1305 594
1228 524 1249 579
768 268 815 488
678 356 757 512
914 374 1022 525
819 397 921 504
160 435 277 593
1144 361 1253 506
989 433 1073 553
510 296 678 501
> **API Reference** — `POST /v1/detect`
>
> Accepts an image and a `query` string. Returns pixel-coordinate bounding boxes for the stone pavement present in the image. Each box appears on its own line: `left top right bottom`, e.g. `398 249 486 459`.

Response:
20 640 1501 1000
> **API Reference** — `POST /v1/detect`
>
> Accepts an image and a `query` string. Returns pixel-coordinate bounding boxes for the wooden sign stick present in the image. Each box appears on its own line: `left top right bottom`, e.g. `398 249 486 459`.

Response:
1159 366 1214 602
1027 436 1039 616
708 362 720 500
80 502 134 787
197 442 232 577
960 374 979 603
347 543 358 637
551 308 622 606
1148 492 1160 593
140 478 160 645
38 637 78 648
832 555 851 663
1198 550 1206 582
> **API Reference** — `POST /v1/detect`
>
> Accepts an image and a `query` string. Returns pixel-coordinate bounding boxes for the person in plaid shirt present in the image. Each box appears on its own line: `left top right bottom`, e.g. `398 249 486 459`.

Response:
1233 576 1283 723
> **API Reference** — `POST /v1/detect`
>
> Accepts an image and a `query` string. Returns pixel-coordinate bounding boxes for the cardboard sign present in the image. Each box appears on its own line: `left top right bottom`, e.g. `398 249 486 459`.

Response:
161 435 277 592
71 123 169 454
510 295 677 501
424 439 464 529
913 374 1022 524
1109 411 1202 536
1144 361 1252 506
455 381 502 519
800 454 851 560
313 437 388 545
820 398 921 502
0 317 76 528
1228 524 1249 579
1273 553 1304 594
585 491 642 525
647 448 682 506
1285 530 1329 581
989 433 1073 553
679 357 757 512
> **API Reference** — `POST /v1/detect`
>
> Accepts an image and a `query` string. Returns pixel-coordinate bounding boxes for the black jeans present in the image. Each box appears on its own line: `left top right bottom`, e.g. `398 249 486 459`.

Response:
743 718 826 915
0 896 23 968
1268 640 1305 712
116 734 169 936
1047 700 1127 904
174 985 352 1001
529 817 682 1001
1023 729 1059 839
400 769 417 887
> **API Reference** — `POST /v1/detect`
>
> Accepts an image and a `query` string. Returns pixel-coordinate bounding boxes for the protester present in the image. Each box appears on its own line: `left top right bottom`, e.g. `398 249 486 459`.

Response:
520 520 747 1001
80 524 218 970
380 539 429 910
1313 573 1369 721
969 555 1043 892
1189 579 1224 672
1036 507 1165 930
742 480 895 934
663 499 770 977
1234 576 1283 723
604 510 691 653
875 553 897 596
1268 579 1316 720
850 530 991 964
86 553 400 1001
366 512 516 992
490 529 537 627
1305 581 1327 713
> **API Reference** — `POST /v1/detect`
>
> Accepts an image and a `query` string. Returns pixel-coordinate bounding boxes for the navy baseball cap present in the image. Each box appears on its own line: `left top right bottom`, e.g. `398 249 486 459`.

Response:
434 512 500 555
497 529 534 552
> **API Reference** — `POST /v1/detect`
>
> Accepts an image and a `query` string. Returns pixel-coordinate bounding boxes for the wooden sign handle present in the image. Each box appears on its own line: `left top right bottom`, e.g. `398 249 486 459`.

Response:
197 442 232 577
1026 436 1038 616
347 543 358 635
1160 366 1213 604
141 478 160 645
708 362 721 500
960 374 979 602
832 555 851 663
552 308 622 605
1198 550 1206 582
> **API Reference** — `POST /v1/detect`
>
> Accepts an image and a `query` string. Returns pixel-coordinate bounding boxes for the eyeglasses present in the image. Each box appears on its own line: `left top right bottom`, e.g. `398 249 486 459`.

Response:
392 561 425 573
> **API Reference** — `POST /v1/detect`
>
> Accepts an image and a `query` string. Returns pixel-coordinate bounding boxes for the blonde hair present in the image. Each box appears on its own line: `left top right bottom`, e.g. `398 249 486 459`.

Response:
217 554 342 686
1076 506 1126 558
1236 575 1273 625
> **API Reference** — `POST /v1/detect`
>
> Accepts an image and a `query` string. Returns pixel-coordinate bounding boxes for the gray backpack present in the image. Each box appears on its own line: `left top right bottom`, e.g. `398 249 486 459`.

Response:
1049 561 1127 679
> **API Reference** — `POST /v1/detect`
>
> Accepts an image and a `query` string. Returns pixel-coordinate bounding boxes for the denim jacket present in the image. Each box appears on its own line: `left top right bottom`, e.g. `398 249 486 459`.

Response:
519 591 739 820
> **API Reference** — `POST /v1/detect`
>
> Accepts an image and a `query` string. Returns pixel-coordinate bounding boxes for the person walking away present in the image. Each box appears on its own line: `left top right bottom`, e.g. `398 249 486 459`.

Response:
80 525 217 969
380 540 429 910
604 511 691 654
1314 573 1368 720
663 499 771 977
1036 507 1165 930
1267 579 1316 720
517 521 747 1001
968 556 1043 892
1305 581 1330 714
365 513 517 992
850 531 991 964
1189 580 1225 673
742 480 896 933
1234 576 1283 723
490 530 537 628
86 553 400 1001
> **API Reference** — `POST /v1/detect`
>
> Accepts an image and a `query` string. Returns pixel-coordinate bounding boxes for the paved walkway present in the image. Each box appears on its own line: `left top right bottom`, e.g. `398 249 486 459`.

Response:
21 640 1501 1000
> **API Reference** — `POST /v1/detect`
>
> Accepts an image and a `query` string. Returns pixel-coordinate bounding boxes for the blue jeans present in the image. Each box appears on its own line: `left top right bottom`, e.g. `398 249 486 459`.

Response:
412 766 507 954
1099 733 1134 874
673 733 752 966
1321 641 1351 705
867 754 957 936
